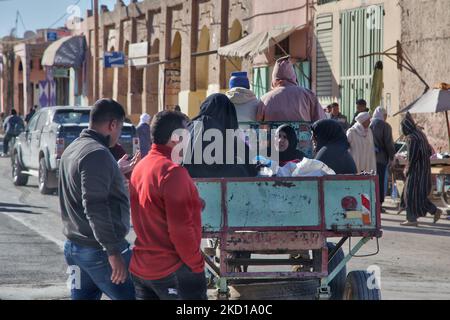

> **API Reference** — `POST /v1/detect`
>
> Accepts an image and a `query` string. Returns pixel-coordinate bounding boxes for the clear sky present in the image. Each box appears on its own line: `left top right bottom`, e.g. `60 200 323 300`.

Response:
0 0 132 38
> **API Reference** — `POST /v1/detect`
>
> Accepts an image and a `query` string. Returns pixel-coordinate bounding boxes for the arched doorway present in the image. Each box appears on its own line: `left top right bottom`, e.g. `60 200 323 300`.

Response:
196 26 210 92
225 20 243 88
164 32 182 111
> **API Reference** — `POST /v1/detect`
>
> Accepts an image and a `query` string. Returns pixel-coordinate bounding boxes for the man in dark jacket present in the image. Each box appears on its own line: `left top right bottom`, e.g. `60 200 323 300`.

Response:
2 109 25 156
59 99 135 300
25 105 38 123
330 102 350 131
351 99 370 126
370 107 396 207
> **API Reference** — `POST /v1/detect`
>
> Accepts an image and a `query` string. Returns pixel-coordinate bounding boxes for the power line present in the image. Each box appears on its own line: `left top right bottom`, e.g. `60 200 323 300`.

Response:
0 0 85 44
17 11 28 33
48 0 83 29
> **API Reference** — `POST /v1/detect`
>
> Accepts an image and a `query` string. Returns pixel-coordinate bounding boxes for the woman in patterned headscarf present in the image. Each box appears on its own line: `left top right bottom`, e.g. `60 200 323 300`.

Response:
401 112 442 226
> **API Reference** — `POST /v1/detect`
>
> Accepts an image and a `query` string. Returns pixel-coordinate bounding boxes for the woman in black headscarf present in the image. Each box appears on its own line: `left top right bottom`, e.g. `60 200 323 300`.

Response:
274 124 304 167
311 119 357 174
184 93 257 178
400 112 442 226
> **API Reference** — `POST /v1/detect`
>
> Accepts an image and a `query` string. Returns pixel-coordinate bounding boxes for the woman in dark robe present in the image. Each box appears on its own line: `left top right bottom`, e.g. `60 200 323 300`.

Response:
401 112 442 226
311 119 357 174
274 124 304 167
184 93 257 178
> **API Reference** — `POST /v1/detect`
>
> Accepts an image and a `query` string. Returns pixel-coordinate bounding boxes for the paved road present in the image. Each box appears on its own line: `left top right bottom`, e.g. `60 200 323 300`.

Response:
0 151 450 300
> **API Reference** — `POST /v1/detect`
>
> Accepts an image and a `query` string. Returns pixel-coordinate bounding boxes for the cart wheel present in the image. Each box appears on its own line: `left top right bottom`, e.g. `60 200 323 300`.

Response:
327 242 346 300
343 271 381 300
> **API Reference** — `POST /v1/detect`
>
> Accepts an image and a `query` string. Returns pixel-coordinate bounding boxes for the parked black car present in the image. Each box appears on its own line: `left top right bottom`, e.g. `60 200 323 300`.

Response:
11 106 139 194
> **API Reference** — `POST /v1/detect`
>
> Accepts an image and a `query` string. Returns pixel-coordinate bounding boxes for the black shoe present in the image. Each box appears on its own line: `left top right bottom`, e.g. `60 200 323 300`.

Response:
433 208 442 223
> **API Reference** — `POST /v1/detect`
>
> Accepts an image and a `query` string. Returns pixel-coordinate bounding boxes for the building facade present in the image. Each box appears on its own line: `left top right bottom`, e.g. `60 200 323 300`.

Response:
313 0 402 132
78 0 313 122
399 0 450 151
313 0 450 149
1 28 72 116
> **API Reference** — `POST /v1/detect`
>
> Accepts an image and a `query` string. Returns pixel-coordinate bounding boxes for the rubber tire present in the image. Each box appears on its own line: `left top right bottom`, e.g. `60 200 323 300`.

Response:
12 154 28 186
327 242 346 300
39 157 54 195
343 270 381 300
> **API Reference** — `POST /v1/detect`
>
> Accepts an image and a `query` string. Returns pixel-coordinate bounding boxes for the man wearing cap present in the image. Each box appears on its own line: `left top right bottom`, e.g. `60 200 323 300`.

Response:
226 72 262 122
347 111 377 174
257 56 326 122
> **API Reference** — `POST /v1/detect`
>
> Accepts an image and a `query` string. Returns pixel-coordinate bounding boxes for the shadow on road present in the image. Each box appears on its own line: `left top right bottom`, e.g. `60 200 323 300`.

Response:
0 202 45 215
0 202 46 209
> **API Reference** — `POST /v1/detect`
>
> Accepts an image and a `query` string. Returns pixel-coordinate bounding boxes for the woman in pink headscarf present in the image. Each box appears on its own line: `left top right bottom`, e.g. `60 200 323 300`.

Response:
257 56 326 122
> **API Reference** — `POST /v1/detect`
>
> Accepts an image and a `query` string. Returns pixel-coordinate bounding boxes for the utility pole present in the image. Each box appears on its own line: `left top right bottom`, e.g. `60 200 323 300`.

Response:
93 0 99 102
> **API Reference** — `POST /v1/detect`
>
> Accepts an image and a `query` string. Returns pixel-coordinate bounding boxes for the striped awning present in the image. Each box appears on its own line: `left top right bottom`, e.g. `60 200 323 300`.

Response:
218 25 304 59
42 35 86 68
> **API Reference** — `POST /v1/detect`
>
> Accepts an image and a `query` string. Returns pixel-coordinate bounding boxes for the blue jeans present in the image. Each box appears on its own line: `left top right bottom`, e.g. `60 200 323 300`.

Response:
64 240 135 300
131 264 207 300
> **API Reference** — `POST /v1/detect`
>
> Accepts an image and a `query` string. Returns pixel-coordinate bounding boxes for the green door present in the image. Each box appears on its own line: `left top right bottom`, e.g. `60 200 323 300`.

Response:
340 5 384 118
252 66 269 99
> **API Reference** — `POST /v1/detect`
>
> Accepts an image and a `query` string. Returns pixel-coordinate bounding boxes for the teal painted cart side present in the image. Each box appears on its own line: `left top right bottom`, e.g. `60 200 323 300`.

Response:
195 175 383 300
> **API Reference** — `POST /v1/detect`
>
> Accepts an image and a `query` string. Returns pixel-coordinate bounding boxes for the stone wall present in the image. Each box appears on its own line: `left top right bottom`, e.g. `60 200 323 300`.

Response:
400 0 450 151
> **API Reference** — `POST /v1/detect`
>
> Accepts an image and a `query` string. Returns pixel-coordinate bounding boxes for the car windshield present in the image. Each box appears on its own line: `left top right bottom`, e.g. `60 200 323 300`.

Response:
53 111 90 124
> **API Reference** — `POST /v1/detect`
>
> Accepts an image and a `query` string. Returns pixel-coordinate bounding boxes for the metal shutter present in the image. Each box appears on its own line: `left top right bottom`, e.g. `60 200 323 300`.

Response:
316 14 334 105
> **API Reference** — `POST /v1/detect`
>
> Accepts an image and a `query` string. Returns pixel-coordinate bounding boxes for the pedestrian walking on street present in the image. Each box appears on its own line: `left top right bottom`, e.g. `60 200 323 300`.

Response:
257 56 326 122
312 119 357 175
330 102 350 131
136 113 152 157
226 71 262 122
2 109 25 157
400 112 442 226
0 112 5 131
351 99 370 126
347 112 377 174
25 105 38 123
129 111 207 300
59 99 135 300
370 107 396 208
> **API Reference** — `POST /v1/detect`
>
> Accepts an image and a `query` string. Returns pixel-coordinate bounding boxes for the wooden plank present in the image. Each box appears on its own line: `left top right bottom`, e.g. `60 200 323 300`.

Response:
224 231 324 251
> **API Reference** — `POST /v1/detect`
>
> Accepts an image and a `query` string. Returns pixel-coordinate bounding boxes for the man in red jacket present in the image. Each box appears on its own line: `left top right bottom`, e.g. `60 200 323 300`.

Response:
129 110 207 300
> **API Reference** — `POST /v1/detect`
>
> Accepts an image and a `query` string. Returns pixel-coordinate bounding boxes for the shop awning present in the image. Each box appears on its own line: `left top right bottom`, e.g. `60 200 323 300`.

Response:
42 35 87 69
218 25 304 59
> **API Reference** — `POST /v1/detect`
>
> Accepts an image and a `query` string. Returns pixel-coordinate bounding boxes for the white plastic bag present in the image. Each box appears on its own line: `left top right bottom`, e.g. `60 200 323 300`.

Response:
292 158 336 177
276 162 298 177
258 166 275 177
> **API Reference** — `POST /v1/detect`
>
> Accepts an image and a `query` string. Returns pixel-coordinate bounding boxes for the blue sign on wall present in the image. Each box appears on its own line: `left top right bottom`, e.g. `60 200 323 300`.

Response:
47 32 58 42
104 52 125 68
